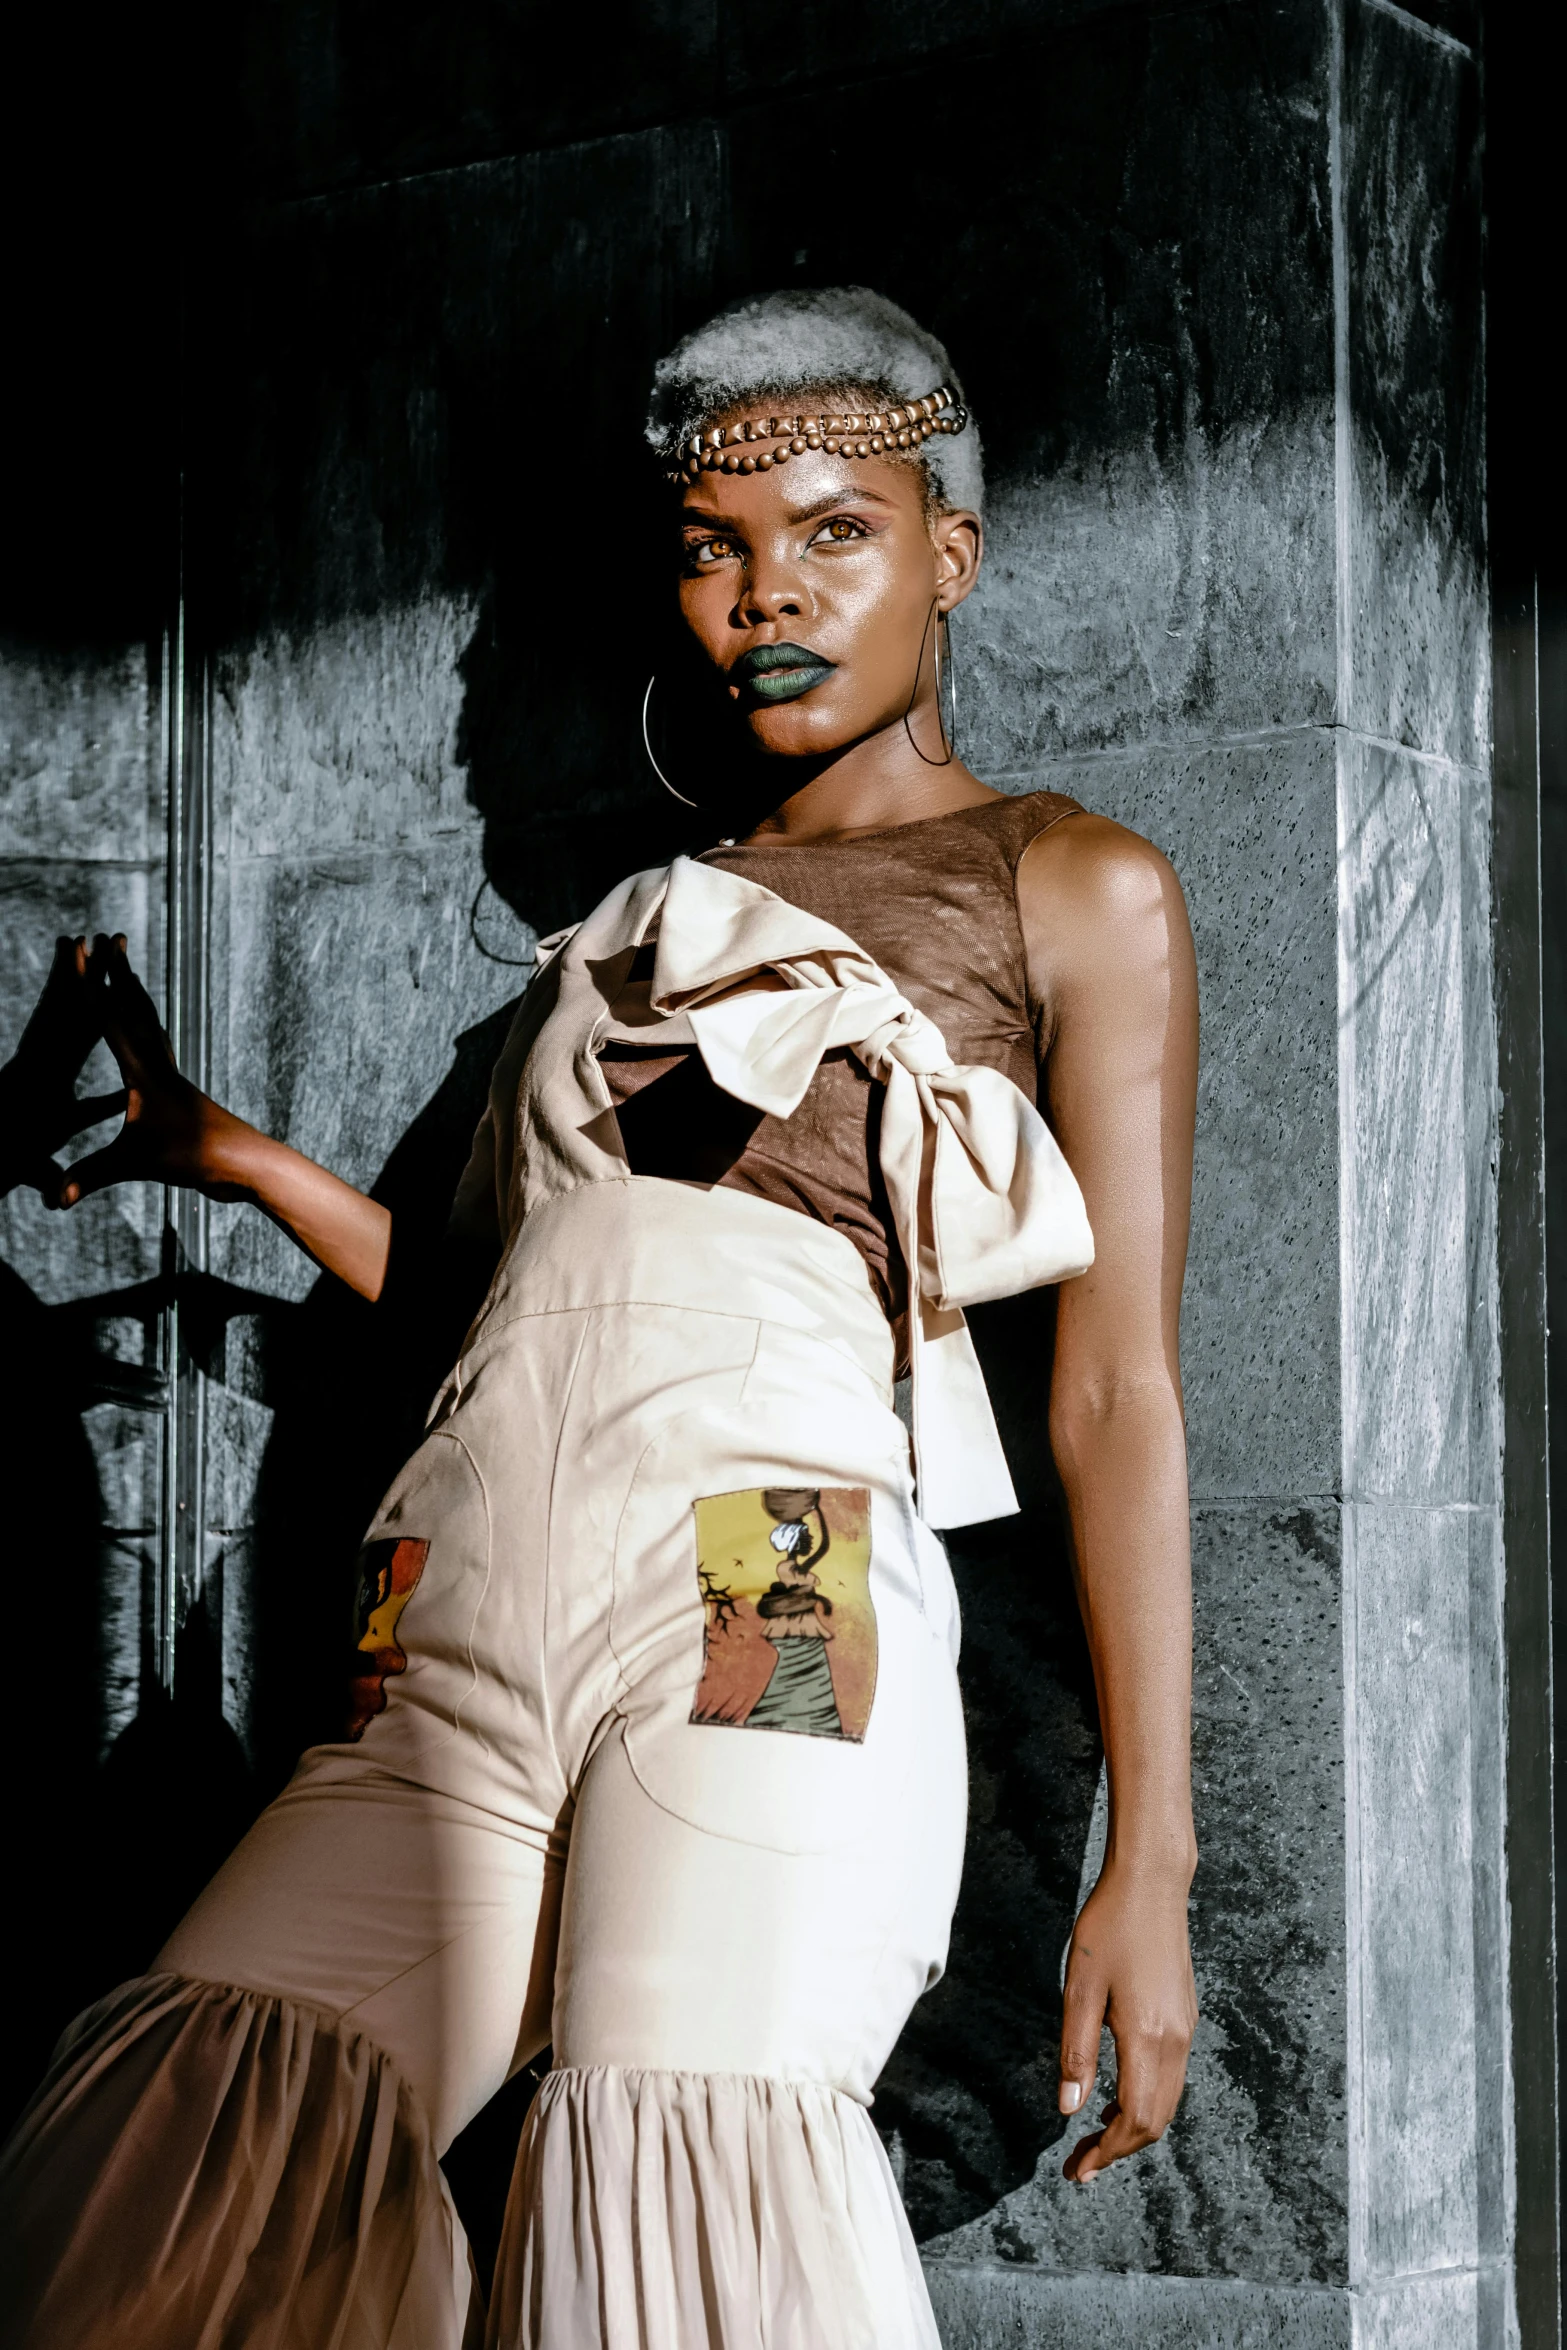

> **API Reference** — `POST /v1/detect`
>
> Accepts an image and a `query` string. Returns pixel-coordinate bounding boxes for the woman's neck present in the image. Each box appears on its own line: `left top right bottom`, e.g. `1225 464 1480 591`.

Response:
739 723 1000 846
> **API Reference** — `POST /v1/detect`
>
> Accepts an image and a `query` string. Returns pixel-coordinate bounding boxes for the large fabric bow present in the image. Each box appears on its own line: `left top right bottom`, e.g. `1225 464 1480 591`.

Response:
580 856 1095 1528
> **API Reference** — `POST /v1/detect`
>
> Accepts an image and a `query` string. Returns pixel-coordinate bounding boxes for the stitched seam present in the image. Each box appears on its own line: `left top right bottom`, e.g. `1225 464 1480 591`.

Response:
472 1297 787 1347
538 1308 595 1783
441 1429 493 1756
115 1971 436 2098
336 1913 514 2028
374 1433 488 1766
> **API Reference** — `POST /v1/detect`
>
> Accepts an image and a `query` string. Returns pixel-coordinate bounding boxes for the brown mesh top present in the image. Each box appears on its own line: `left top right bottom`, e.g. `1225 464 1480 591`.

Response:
598 789 1084 1354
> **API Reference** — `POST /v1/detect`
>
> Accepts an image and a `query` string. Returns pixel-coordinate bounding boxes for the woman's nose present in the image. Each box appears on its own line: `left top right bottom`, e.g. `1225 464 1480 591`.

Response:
738 562 805 626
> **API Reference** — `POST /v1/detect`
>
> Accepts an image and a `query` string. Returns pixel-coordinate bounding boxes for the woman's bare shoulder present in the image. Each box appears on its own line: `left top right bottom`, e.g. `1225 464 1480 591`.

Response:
1017 811 1194 1033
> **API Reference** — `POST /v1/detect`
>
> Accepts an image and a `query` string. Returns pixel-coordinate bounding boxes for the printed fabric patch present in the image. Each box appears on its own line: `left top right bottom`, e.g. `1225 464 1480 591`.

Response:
691 1486 877 1742
347 1536 430 1740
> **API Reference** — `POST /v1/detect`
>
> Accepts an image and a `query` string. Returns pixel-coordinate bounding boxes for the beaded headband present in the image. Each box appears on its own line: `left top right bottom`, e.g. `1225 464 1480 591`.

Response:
670 383 969 485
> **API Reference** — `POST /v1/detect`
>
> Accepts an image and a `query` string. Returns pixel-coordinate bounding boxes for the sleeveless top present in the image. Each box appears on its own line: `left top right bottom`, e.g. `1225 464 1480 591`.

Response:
598 790 1083 1354
451 791 1094 1526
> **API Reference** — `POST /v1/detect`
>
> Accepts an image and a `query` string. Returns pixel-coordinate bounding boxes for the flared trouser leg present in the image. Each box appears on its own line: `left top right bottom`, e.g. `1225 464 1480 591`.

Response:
1 1184 968 2349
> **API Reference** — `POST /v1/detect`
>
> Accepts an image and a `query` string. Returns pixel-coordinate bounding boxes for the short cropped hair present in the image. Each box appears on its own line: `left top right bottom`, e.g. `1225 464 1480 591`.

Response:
646 286 983 515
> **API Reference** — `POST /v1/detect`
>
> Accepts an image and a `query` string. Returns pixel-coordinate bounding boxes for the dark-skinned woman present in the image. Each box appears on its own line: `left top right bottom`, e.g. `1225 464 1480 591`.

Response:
0 287 1200 2350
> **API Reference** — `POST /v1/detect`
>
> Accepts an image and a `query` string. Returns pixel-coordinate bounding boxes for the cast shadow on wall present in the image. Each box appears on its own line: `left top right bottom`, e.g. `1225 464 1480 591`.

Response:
0 1262 256 2138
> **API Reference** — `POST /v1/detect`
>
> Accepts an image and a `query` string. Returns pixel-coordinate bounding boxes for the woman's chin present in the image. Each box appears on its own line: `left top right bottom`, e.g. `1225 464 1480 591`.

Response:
744 697 860 761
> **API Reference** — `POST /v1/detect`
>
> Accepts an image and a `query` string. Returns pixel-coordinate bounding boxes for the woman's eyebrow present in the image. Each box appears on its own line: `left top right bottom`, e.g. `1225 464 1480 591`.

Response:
682 488 894 530
790 490 892 522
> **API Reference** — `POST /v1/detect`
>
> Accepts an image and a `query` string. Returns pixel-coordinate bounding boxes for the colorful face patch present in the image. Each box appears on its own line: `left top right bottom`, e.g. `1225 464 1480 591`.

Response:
347 1536 430 1740
690 1486 877 1742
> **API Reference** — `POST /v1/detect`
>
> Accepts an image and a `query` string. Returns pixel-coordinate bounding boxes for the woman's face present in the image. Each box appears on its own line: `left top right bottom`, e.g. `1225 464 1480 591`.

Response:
675 447 982 760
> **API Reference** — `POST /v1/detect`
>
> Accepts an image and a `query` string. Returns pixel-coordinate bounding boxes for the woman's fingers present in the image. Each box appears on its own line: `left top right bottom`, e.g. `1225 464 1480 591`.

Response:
1062 2023 1193 2182
51 1126 141 1208
1058 1941 1108 2118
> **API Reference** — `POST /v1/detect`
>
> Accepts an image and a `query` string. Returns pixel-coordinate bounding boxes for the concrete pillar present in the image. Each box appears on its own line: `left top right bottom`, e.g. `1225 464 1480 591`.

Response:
911 2 1508 2341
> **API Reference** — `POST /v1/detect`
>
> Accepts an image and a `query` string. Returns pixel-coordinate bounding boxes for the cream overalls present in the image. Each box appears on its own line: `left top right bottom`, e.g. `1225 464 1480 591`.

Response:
0 858 1091 2350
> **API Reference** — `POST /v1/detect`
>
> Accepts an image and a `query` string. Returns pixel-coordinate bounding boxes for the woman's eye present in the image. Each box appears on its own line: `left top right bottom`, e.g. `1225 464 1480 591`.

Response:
810 516 870 546
689 536 740 565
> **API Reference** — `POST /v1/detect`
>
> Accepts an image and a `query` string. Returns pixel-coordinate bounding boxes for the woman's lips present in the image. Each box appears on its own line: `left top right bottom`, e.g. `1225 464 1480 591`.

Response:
734 642 837 704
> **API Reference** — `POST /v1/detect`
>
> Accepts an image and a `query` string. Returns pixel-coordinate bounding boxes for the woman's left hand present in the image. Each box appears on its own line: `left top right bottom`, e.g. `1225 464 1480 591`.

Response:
1056 1857 1198 2181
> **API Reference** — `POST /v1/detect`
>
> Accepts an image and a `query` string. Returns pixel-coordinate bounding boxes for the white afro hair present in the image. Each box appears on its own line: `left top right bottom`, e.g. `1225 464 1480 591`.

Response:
646 285 983 513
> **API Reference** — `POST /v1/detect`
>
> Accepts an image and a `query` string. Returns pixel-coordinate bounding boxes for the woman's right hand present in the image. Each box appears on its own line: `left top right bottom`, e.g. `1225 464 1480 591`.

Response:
49 934 248 1209
23 932 392 1298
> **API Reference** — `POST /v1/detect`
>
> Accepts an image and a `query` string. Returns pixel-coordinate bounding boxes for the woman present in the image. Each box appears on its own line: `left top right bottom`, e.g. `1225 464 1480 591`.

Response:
0 287 1199 2349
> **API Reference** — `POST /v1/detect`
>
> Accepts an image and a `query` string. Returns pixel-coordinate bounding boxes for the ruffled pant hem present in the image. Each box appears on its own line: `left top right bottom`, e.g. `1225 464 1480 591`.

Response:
0 1976 940 2349
490 2062 941 2350
0 1971 479 2350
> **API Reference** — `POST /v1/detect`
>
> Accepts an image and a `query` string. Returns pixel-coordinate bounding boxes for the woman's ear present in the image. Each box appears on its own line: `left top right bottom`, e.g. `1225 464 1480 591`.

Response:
934 509 983 611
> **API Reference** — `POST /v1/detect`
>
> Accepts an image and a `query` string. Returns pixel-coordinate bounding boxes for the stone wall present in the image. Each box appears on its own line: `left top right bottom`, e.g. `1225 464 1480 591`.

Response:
0 0 1513 2338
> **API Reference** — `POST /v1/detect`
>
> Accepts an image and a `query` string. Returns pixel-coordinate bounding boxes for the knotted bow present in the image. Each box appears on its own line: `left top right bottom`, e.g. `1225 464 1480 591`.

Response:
520 856 1094 1528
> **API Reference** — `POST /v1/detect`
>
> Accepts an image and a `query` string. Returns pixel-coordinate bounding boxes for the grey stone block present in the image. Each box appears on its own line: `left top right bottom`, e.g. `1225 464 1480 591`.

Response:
729 4 1337 753
1338 737 1470 1504
0 639 156 863
1343 1500 1484 2280
1344 0 1485 767
923 2265 1353 2349
914 1504 1346 2282
231 0 722 199
215 598 486 859
996 736 1340 1505
211 838 520 1299
1352 2263 1489 2350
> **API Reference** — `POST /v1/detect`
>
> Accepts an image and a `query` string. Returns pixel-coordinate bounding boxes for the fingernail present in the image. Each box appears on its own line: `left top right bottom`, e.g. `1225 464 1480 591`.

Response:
1060 2082 1082 2113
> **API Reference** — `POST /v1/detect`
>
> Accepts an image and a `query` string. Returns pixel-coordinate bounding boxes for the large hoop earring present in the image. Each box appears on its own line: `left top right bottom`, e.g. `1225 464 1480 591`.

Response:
641 674 701 807
903 600 956 768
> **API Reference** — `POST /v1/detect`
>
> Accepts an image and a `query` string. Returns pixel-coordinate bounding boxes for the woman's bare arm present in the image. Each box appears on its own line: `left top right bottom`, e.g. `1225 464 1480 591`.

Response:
49 936 392 1301
1017 813 1200 2183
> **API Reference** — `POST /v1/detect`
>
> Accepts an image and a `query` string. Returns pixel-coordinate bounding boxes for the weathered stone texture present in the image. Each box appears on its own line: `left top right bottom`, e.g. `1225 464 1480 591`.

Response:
917 1504 1345 2281
1007 735 1340 1505
925 2266 1353 2349
727 5 1336 766
1338 736 1471 1500
1344 0 1486 768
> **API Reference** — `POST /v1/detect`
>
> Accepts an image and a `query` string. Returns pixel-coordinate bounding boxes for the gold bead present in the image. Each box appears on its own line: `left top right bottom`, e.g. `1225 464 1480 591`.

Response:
897 428 911 447
723 452 740 471
856 439 869 457
757 450 774 469
824 437 840 453
790 436 806 453
869 434 883 452
805 433 822 449
771 444 790 463
740 454 756 472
